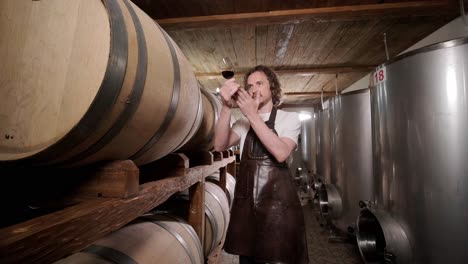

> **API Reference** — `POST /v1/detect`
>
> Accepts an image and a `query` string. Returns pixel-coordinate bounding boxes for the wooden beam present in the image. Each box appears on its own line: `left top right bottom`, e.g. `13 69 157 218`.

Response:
218 167 227 193
227 159 236 179
1 160 140 204
222 150 230 158
188 179 205 249
157 1 456 29
195 65 375 79
184 151 214 167
71 160 139 199
0 157 235 264
212 151 223 161
285 92 337 96
139 153 189 183
0 165 203 263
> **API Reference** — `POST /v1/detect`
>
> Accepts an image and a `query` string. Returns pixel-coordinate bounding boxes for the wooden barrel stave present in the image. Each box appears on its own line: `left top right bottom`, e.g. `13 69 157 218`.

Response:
54 213 203 264
203 182 230 256
0 0 203 166
179 88 221 152
207 172 236 209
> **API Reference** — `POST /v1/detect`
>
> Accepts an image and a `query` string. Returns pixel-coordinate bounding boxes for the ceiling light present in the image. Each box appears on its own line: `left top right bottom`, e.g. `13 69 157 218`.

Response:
299 112 312 121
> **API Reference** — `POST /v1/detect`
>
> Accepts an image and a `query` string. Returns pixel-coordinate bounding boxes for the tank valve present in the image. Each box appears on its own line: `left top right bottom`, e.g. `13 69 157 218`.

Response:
359 200 369 208
384 248 395 263
356 209 411 264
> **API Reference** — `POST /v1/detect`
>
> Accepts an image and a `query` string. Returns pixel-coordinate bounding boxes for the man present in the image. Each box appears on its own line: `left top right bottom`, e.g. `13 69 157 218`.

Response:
214 65 309 264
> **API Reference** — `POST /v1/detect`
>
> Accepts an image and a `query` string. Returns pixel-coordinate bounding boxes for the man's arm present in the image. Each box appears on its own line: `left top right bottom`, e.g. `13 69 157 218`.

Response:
214 105 240 151
214 79 242 151
235 89 296 162
247 114 296 163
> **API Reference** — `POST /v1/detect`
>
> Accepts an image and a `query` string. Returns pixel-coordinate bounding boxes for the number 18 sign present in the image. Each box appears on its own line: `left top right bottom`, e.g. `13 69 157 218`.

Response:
373 67 387 85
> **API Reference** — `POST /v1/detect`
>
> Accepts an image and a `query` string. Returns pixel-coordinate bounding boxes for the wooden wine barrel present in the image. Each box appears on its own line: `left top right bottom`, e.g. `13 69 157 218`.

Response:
0 0 202 166
179 88 222 152
204 182 230 257
162 182 231 257
54 214 203 264
207 172 236 209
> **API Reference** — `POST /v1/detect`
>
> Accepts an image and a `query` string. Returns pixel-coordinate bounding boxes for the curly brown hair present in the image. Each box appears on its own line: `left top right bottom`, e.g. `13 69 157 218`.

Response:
243 65 282 106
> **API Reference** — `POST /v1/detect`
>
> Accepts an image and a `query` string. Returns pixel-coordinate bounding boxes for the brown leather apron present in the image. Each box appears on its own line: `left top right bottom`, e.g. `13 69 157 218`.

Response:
224 108 309 264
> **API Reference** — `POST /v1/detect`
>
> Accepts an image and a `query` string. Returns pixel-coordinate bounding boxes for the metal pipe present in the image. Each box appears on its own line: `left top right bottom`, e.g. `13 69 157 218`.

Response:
335 74 338 95
460 0 468 29
383 33 390 60
321 88 324 109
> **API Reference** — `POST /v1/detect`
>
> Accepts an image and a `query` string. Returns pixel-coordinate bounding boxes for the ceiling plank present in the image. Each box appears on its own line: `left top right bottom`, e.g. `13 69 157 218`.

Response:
195 65 375 78
280 103 321 108
156 1 457 29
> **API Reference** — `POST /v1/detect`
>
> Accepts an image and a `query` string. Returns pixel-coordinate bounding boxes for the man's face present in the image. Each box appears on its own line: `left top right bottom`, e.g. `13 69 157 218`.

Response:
246 71 272 107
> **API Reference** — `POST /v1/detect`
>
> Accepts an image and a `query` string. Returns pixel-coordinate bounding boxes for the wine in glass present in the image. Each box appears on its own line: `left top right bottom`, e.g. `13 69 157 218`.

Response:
221 57 235 79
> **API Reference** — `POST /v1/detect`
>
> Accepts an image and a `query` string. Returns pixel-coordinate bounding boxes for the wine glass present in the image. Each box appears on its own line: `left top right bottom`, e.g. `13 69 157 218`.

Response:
221 57 235 79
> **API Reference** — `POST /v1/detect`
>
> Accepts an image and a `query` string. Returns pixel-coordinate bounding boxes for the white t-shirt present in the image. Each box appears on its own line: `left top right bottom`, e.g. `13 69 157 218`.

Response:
231 109 301 159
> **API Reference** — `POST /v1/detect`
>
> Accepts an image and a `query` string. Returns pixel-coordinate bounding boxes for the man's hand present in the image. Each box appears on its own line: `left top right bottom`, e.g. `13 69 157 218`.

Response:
220 78 240 108
235 88 260 119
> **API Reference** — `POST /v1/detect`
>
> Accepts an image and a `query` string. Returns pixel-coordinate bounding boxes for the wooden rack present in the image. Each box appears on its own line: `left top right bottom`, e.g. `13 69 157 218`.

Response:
0 150 236 264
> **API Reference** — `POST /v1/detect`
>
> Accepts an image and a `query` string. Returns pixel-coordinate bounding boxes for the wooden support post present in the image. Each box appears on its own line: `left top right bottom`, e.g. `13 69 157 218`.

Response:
228 149 234 157
188 178 205 250
227 158 236 179
218 167 227 193
184 151 214 167
1 160 139 208
212 151 223 161
139 153 189 183
0 166 209 264
73 160 139 199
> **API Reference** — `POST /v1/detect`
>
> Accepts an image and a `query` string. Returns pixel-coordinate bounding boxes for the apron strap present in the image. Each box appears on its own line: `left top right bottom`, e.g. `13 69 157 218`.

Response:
265 107 277 129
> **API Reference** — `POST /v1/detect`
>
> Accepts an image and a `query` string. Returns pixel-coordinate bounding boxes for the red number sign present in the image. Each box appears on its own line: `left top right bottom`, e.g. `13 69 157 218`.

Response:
373 67 386 85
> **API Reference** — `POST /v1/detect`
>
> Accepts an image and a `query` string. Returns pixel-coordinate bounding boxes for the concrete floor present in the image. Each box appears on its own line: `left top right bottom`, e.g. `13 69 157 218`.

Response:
216 204 363 264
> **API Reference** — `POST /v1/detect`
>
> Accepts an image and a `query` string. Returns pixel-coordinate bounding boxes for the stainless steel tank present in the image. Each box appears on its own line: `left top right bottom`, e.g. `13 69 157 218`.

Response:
318 91 373 234
329 96 339 187
298 109 317 201
317 98 337 222
311 108 318 174
300 110 316 174
356 37 468 264
316 106 332 183
311 107 321 186
313 106 331 207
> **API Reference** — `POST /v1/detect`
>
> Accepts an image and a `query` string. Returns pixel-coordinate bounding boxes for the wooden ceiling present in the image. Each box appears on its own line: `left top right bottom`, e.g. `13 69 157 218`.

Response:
132 0 461 106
